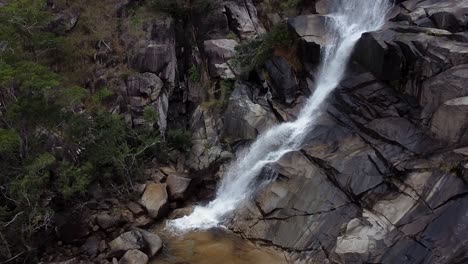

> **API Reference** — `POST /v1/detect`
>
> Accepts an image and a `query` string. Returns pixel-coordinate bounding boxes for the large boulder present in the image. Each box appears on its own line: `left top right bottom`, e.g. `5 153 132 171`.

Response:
109 229 162 258
224 0 265 40
203 39 238 79
139 183 168 219
166 173 192 200
186 106 232 171
137 229 163 257
109 231 144 256
430 97 468 145
123 72 168 133
48 8 80 35
126 73 163 100
288 15 325 63
223 81 278 142
130 17 177 84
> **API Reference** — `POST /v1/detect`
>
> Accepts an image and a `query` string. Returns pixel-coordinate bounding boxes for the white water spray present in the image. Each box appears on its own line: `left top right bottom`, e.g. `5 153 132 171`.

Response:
169 0 391 231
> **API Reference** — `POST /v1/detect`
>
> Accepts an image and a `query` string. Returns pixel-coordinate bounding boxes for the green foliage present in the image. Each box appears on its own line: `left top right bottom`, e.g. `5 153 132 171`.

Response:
0 1 169 262
10 153 55 202
202 80 235 110
0 129 20 155
91 87 114 104
0 60 162 262
56 163 93 199
0 0 61 61
143 106 159 125
233 23 294 72
189 64 201 82
167 129 192 151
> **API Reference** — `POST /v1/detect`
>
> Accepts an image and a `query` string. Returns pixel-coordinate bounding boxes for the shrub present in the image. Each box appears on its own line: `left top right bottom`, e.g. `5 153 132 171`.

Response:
0 129 20 155
233 23 294 72
189 64 201 82
167 129 192 151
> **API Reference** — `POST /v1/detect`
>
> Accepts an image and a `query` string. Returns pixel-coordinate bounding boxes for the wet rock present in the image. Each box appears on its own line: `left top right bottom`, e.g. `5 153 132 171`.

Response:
168 206 195 220
136 229 163 257
118 249 148 264
166 173 192 200
139 183 168 219
232 152 359 251
430 97 468 145
203 39 238 79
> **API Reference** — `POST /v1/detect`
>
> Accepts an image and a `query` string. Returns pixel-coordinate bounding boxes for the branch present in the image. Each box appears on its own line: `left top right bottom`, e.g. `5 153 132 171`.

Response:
4 212 23 227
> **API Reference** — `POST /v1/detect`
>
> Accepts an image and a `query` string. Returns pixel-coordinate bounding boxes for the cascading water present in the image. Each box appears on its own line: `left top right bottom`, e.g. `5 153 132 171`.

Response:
169 0 392 231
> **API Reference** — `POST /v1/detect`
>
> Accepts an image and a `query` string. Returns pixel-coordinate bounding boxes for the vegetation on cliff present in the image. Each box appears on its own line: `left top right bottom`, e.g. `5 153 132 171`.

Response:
0 1 178 261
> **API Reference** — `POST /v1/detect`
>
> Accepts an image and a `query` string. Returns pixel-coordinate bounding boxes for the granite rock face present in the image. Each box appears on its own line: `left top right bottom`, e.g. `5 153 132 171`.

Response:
229 1 468 263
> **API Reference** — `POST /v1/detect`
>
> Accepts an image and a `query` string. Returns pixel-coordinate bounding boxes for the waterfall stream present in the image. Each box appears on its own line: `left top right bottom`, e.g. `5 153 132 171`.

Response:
169 0 391 232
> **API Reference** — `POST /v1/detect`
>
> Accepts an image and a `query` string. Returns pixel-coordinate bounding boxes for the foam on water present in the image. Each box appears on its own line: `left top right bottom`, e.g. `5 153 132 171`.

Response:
168 0 392 232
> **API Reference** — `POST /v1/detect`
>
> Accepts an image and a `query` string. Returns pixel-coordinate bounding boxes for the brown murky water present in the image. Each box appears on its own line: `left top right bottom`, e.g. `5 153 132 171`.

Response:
152 228 287 264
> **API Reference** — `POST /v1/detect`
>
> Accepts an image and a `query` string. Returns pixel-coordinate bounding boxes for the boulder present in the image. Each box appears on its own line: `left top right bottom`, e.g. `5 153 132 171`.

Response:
166 173 192 200
96 213 121 230
223 81 278 142
118 249 148 264
80 236 100 257
288 15 325 63
125 73 163 100
137 229 163 257
430 97 468 145
196 5 230 39
224 0 265 40
126 202 145 216
130 17 177 83
203 39 238 79
108 231 144 256
139 183 168 219
186 106 231 171
48 8 80 35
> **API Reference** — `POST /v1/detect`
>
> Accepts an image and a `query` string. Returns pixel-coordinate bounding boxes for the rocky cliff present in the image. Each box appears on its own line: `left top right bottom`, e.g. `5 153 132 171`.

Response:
27 0 468 263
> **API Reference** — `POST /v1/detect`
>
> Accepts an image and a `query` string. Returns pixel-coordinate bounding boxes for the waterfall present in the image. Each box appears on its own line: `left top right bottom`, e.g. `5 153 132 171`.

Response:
168 0 392 232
